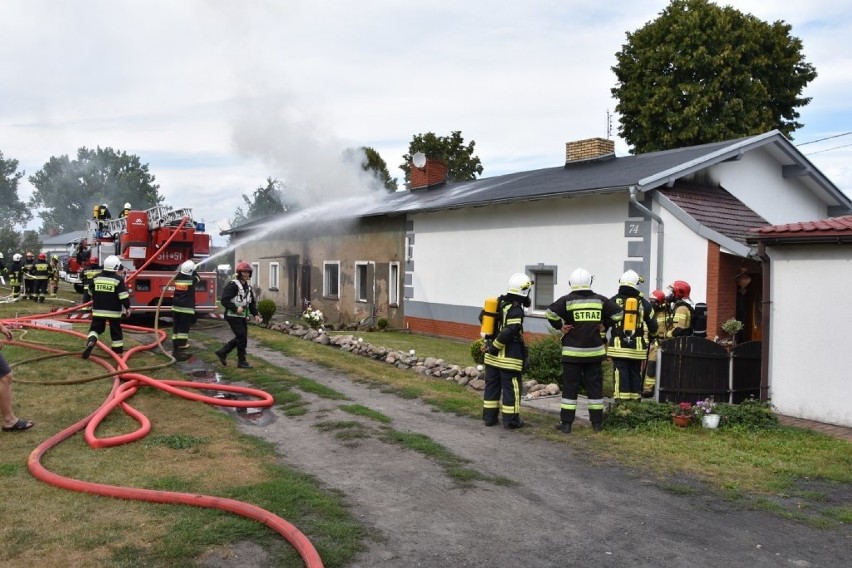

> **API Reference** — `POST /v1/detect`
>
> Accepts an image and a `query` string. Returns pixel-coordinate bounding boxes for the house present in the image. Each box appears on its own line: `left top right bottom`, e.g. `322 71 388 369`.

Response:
227 130 851 343
37 229 86 263
747 215 852 428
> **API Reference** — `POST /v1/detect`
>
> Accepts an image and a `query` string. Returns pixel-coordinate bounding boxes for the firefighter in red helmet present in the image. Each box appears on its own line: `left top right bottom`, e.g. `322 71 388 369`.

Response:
215 261 261 368
31 253 51 303
666 280 694 337
643 289 671 397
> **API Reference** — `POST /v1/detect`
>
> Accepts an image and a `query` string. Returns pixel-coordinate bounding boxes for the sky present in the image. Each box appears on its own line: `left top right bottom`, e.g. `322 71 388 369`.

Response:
2 0 851 246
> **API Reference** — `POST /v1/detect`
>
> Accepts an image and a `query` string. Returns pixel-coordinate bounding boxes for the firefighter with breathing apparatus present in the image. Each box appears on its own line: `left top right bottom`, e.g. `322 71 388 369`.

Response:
215 261 262 369
8 254 23 300
31 253 51 303
49 255 60 296
546 267 621 433
666 280 694 337
480 272 532 430
171 260 201 361
608 270 657 402
643 289 670 397
82 255 131 359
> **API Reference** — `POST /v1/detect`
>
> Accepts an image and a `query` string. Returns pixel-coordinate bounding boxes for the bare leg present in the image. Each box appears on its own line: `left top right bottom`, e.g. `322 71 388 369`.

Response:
0 372 18 428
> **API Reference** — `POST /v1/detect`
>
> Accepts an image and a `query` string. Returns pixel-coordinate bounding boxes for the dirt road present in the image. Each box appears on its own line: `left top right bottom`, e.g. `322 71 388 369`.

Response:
202 328 850 567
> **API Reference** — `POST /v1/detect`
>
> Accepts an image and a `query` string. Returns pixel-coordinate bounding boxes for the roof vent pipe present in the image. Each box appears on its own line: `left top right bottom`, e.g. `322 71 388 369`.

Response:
629 185 664 291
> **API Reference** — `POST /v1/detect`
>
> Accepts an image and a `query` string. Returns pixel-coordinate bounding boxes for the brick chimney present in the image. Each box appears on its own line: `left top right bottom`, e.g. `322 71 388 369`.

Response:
409 158 448 190
565 137 615 165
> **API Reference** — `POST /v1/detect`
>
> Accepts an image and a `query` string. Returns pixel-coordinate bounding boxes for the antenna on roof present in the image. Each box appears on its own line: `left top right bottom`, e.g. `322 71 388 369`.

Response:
606 109 612 140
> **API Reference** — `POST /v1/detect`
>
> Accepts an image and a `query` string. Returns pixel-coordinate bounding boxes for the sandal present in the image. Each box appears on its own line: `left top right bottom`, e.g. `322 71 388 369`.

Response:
2 418 34 432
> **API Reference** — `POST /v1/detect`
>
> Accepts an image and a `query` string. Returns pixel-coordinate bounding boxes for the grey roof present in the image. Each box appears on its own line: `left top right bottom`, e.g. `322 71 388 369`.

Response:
225 130 850 234
39 230 86 246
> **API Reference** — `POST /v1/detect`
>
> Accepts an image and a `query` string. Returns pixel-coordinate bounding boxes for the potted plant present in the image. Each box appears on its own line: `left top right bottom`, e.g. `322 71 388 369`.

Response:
694 397 720 428
671 401 693 427
302 306 325 330
721 318 744 348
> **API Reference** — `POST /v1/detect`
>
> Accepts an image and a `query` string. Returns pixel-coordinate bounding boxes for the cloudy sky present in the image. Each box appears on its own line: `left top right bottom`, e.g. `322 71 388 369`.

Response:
2 0 850 245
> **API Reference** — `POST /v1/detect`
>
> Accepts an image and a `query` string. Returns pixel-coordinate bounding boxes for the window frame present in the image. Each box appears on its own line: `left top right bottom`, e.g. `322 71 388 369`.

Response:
527 265 557 313
388 261 400 307
355 261 369 303
250 262 260 288
268 261 279 291
323 261 340 299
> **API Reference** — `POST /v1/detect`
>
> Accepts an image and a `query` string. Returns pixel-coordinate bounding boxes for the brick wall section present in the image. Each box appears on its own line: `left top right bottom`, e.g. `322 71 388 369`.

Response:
409 159 448 190
706 242 758 339
406 316 480 341
565 138 615 163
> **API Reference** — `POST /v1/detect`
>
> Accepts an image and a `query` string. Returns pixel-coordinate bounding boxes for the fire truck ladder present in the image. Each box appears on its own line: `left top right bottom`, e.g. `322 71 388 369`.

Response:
146 205 194 229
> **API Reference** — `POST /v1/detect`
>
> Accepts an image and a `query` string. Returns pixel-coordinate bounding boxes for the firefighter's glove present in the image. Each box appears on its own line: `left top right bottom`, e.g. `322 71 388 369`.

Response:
487 343 500 356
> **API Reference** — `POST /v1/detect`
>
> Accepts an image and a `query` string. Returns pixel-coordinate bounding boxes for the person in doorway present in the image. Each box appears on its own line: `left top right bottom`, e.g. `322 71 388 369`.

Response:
643 289 671 397
608 270 657 403
1 321 34 432
481 272 533 430
171 260 200 361
215 261 261 368
82 255 131 359
546 267 621 433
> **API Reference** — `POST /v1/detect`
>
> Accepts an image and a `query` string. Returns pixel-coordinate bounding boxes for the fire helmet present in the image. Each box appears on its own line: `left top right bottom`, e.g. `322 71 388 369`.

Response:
12 253 21 262
179 260 196 275
235 261 253 276
650 289 666 305
619 269 642 289
569 267 593 290
38 252 46 261
0 252 3 259
103 255 122 272
124 202 131 209
668 280 691 299
89 256 100 266
507 272 533 296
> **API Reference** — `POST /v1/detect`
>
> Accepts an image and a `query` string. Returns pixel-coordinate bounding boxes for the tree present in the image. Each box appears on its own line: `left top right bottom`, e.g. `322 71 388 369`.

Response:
360 147 397 192
400 131 483 185
28 146 164 233
611 0 817 153
232 177 288 227
0 150 32 228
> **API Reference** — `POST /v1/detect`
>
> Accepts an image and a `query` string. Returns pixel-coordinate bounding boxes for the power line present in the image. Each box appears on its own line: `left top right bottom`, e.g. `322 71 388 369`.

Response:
795 131 852 147
804 141 852 156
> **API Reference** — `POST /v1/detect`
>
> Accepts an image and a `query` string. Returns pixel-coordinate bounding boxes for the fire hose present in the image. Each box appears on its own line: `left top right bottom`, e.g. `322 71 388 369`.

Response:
5 217 324 567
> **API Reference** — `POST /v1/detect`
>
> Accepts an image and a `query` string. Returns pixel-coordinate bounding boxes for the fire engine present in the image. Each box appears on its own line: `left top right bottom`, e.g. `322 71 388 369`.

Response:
65 204 218 315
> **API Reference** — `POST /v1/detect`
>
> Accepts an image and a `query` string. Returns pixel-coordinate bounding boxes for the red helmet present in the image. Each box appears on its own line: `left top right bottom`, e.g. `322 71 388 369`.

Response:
38 252 47 261
650 289 666 304
235 261 253 275
668 280 691 299
89 256 100 266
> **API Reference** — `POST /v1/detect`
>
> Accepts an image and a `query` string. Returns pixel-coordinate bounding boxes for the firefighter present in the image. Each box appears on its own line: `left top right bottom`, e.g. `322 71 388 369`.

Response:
31 253 51 303
666 280 694 337
8 254 23 300
546 267 621 433
215 261 261 369
80 256 102 310
82 255 130 359
643 289 671 397
0 252 6 286
171 260 200 361
120 202 131 218
22 251 36 300
481 272 533 430
94 203 111 237
608 270 658 403
49 255 61 296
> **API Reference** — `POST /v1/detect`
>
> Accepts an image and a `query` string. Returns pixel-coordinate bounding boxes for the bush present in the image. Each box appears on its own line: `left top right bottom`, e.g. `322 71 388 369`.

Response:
257 299 277 324
470 339 485 365
604 400 672 429
376 317 389 331
716 397 778 429
525 332 562 385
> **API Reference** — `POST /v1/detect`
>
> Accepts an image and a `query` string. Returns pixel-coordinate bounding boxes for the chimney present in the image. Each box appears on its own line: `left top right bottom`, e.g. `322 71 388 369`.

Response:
565 137 615 165
409 158 448 190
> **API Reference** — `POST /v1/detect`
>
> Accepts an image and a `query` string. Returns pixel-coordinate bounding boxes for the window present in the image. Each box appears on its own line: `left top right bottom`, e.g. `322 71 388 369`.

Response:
323 261 340 298
355 262 369 302
529 267 555 311
268 262 279 290
389 262 400 306
250 262 260 288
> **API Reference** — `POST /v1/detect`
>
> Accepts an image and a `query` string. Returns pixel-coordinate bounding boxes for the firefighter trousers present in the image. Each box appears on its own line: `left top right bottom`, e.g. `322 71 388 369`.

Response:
560 361 604 427
482 364 522 428
221 316 249 362
87 317 124 351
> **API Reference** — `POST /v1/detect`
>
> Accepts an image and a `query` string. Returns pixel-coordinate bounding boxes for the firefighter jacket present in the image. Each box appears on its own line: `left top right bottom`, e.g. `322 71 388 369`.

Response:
221 278 258 319
89 271 131 319
608 285 658 360
9 260 23 282
82 264 102 289
173 271 201 315
49 260 60 283
668 299 694 337
546 290 621 362
652 305 671 341
483 294 527 372
32 260 51 282
0 260 5 275
22 258 36 281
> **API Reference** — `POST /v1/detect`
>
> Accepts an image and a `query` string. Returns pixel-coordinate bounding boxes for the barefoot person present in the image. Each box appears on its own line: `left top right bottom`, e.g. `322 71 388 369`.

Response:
0 321 34 432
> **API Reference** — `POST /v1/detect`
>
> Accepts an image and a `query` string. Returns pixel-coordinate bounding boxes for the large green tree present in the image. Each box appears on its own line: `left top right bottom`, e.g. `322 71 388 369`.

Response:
28 146 163 233
0 150 32 227
400 131 483 185
611 0 817 153
359 147 397 192
232 177 288 228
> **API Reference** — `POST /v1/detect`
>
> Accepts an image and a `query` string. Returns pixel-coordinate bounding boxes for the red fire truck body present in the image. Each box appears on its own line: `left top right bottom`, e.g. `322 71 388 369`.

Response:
66 205 218 315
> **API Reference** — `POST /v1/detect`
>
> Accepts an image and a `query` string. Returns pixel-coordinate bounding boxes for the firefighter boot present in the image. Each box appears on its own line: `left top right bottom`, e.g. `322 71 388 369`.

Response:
214 347 229 366
237 359 252 369
82 337 97 360
555 422 572 434
589 408 604 433
173 349 189 362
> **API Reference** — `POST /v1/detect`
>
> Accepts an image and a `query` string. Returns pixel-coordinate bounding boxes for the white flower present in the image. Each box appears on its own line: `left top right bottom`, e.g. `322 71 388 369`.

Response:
409 349 416 355
476 364 483 371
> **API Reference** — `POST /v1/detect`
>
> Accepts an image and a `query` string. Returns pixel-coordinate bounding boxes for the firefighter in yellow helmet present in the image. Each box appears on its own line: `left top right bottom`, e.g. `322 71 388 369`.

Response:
643 289 671 397
49 255 61 296
481 272 533 430
546 268 621 433
608 270 658 403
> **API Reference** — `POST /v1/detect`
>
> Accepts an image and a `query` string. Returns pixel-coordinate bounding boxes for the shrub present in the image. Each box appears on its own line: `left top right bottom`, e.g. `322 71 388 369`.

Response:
470 339 485 365
257 299 277 324
604 400 672 429
716 397 778 429
525 332 562 385
376 317 389 331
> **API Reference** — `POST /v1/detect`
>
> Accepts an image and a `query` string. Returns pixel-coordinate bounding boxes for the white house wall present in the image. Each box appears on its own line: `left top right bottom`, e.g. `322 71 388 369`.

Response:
710 150 826 224
655 204 709 304
765 244 851 427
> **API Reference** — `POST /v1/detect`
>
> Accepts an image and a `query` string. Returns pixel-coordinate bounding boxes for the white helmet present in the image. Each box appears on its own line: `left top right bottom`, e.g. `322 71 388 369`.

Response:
569 267 593 290
619 269 642 289
0 252 3 259
179 260 196 275
12 253 21 262
124 202 131 209
103 255 122 271
507 272 533 296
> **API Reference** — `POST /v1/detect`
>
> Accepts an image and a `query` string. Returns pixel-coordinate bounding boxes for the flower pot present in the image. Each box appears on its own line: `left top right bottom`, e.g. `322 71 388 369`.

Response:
702 413 720 429
671 414 692 428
